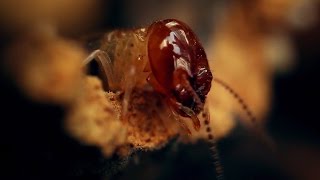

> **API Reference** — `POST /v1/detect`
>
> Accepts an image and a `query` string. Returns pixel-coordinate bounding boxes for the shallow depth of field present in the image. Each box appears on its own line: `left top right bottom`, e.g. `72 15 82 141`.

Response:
1 0 319 180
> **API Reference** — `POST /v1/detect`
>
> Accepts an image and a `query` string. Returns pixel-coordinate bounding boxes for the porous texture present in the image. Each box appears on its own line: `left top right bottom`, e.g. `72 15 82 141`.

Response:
3 28 182 157
123 88 179 150
66 76 127 157
2 2 274 156
65 76 180 157
2 28 269 158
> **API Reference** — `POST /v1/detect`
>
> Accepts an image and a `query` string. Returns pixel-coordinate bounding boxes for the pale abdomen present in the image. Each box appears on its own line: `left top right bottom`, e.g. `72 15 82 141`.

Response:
85 28 150 92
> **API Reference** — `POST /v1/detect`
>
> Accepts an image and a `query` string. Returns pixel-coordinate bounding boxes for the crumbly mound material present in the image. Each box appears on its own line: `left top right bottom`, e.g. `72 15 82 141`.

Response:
66 76 180 157
122 88 179 150
4 30 85 105
66 76 126 157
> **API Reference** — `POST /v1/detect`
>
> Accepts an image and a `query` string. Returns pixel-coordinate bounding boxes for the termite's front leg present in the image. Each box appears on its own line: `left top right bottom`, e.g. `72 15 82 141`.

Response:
84 49 117 90
167 98 201 132
84 49 136 117
121 66 137 117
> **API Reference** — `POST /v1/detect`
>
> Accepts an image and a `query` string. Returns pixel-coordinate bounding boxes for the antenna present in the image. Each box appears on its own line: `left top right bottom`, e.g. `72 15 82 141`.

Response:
213 77 276 150
203 111 224 180
213 77 256 125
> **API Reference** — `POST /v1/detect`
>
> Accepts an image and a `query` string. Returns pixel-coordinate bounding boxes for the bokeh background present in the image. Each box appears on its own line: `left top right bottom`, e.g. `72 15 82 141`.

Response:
1 0 320 179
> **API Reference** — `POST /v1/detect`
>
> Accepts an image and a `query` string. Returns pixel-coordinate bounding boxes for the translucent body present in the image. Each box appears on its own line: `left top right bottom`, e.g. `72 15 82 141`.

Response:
84 19 213 130
85 28 150 91
82 19 250 180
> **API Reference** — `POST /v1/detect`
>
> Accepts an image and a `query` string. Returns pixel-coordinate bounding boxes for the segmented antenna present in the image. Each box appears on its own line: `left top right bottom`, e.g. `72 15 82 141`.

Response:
213 78 256 125
203 77 257 180
213 77 276 150
203 111 224 180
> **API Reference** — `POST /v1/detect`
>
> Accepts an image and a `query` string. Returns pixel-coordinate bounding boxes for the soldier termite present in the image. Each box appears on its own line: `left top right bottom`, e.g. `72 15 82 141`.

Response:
83 19 212 131
82 19 262 180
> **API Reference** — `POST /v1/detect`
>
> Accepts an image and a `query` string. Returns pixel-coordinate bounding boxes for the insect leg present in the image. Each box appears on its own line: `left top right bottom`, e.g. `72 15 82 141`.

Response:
169 106 192 135
122 66 137 117
148 74 192 134
83 49 117 90
167 98 201 131
180 105 201 131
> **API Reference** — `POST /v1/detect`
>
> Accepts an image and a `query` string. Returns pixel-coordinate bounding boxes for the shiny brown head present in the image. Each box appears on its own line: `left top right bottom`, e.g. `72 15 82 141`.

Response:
147 19 213 116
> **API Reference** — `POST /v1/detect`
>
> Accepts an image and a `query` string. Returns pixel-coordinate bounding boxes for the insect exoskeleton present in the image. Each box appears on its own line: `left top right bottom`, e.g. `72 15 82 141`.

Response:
82 19 228 180
83 19 213 132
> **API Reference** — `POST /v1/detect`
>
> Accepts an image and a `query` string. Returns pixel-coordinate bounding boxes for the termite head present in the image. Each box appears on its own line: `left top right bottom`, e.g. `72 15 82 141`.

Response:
147 19 213 116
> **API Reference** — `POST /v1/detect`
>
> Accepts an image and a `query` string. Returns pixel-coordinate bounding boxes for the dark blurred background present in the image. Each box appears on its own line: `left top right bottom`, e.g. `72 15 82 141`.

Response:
1 0 320 179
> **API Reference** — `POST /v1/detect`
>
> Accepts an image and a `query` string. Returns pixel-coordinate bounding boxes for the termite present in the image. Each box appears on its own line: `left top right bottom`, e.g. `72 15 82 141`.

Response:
82 19 263 180
83 19 212 132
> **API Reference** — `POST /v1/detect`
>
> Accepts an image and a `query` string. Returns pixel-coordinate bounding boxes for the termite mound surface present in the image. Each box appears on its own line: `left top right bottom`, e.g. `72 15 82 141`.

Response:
2 25 228 159
120 88 180 150
66 75 180 157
